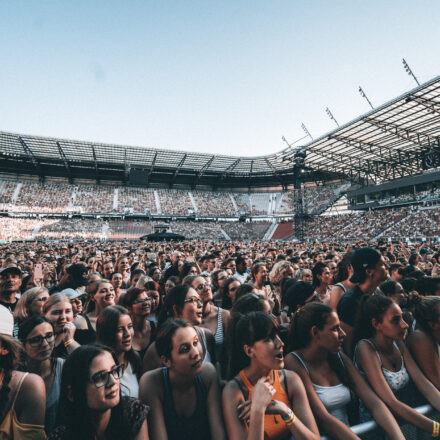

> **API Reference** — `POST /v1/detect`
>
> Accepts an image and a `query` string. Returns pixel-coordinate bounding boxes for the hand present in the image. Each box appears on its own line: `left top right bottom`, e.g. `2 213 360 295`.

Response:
264 399 291 418
63 321 76 342
250 377 275 413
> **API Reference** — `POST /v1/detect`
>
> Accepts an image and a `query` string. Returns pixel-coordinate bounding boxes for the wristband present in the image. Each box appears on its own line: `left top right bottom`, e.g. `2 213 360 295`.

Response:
64 338 74 348
433 421 440 437
281 409 296 426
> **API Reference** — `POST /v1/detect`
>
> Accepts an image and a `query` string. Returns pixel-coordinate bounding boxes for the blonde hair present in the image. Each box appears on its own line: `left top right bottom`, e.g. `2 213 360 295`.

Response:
269 261 294 286
43 292 70 314
135 275 153 288
13 287 48 322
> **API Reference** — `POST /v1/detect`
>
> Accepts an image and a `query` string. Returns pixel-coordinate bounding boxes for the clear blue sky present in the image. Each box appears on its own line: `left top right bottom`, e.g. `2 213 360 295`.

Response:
0 1 439 157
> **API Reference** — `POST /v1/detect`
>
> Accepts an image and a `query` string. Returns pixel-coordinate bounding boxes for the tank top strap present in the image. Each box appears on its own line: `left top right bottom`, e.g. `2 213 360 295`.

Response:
83 313 94 332
363 339 383 366
11 372 29 408
238 370 253 391
161 367 172 399
335 282 347 293
194 374 206 401
290 352 310 374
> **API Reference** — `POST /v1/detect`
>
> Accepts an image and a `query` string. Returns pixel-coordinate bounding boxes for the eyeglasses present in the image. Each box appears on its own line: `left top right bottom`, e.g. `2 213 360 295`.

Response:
89 364 124 388
133 297 152 305
195 283 211 291
229 286 239 292
184 297 203 307
34 296 49 303
25 332 55 347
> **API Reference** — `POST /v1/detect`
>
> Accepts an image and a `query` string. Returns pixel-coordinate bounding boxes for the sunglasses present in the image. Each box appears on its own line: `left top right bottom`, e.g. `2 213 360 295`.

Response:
195 283 211 291
89 364 124 389
25 332 55 347
184 297 203 307
133 297 152 305
34 296 49 303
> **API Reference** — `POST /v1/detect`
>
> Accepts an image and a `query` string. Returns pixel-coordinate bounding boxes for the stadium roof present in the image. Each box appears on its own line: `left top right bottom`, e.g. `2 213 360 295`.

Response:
1 75 440 188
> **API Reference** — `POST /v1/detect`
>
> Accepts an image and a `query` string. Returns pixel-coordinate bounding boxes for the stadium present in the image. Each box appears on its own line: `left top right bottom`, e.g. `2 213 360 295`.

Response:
1 75 440 243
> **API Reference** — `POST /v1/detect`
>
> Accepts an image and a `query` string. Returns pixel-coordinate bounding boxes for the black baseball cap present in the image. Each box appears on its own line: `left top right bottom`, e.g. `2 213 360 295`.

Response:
349 247 381 283
0 266 23 277
66 263 89 286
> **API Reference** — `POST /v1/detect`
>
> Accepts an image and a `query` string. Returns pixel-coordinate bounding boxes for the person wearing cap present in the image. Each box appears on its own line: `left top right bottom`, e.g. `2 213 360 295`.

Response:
50 263 89 295
0 266 22 312
337 247 388 357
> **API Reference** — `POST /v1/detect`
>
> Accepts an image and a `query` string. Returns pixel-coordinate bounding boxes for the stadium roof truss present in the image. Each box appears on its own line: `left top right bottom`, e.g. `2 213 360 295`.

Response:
1 76 440 188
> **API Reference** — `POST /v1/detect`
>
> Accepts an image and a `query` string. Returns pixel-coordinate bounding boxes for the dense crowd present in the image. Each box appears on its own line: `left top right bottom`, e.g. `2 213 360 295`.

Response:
2 237 440 439
0 178 350 217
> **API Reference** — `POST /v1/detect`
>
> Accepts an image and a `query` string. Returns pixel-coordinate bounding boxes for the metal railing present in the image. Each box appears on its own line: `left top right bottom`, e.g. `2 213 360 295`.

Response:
321 404 439 440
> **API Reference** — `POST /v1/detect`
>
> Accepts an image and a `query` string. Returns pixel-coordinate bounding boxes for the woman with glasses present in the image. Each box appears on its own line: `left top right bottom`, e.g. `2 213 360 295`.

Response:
136 280 162 324
19 315 64 433
223 311 320 440
123 287 156 360
142 284 215 372
139 319 225 440
48 344 149 440
0 332 46 440
184 275 231 376
96 306 141 398
44 293 79 359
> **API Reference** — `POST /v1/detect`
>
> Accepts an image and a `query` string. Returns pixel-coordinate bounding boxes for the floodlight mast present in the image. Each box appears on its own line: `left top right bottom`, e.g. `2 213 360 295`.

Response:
281 136 307 242
325 107 339 127
402 58 420 86
358 86 374 110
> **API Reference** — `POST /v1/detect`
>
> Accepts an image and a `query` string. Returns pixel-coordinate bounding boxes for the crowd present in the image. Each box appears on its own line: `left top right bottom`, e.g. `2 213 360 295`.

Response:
2 237 440 439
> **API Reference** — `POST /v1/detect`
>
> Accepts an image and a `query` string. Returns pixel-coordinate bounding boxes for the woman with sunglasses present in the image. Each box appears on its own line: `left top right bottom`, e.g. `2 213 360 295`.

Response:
19 315 64 433
123 287 156 360
142 284 215 372
140 319 225 440
48 344 149 440
96 305 142 398
223 311 320 440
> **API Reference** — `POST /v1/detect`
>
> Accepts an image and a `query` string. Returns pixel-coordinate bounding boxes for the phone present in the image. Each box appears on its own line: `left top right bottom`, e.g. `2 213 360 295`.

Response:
35 264 43 280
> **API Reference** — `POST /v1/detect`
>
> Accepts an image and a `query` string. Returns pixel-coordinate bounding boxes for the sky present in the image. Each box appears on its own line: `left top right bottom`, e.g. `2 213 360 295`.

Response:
0 1 439 157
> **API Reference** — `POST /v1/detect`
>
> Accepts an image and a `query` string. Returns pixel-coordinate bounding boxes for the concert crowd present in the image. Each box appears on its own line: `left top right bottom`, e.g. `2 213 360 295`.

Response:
1 238 440 439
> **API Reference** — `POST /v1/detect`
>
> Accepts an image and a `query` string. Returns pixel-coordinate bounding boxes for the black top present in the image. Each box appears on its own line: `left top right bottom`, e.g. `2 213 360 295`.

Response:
48 397 149 439
161 367 211 440
0 298 17 312
337 285 365 327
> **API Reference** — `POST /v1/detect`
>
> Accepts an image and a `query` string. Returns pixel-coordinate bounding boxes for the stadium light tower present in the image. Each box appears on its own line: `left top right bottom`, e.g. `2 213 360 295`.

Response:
402 58 420 86
325 107 339 127
358 86 374 110
281 136 307 242
301 123 313 140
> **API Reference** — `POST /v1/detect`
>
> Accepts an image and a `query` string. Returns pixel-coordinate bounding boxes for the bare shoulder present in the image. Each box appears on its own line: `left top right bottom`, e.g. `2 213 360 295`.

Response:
222 377 243 401
407 329 432 346
200 361 217 384
284 368 303 389
140 367 162 389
